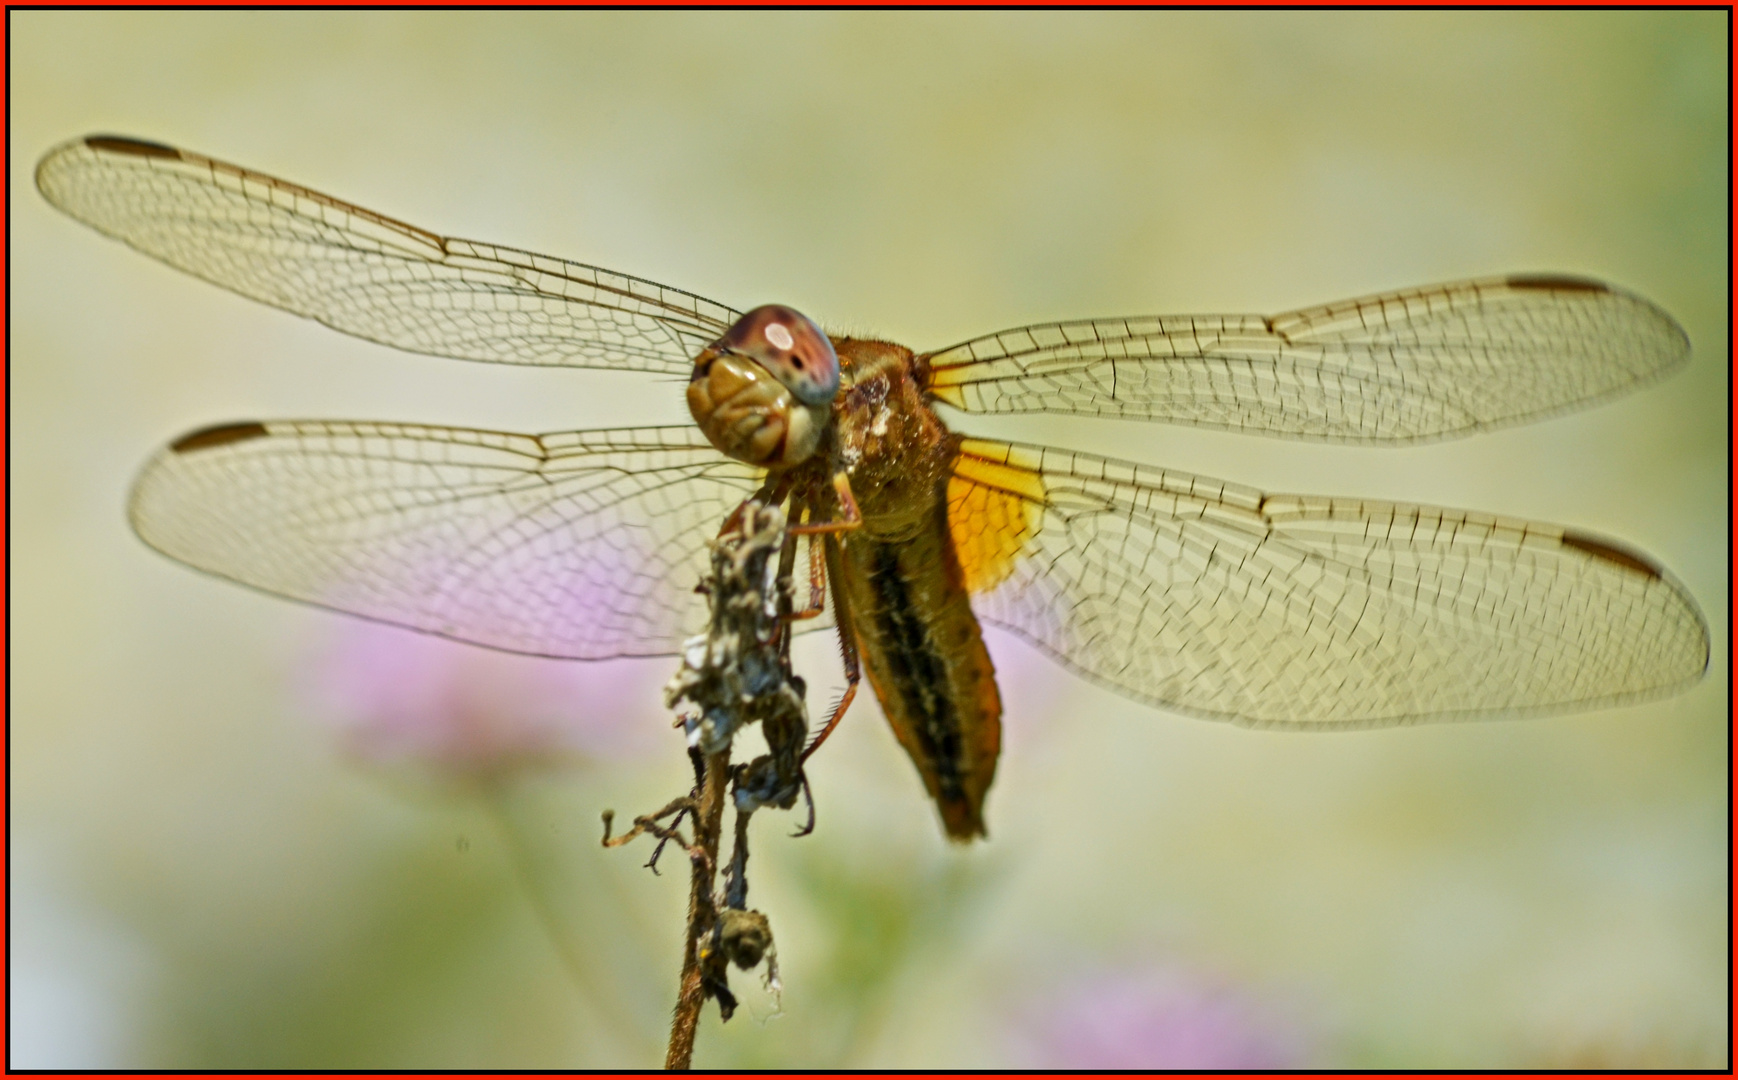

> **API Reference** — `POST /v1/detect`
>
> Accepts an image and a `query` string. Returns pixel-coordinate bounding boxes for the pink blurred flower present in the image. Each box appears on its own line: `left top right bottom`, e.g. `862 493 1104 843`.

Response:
1008 960 1316 1069
296 618 667 778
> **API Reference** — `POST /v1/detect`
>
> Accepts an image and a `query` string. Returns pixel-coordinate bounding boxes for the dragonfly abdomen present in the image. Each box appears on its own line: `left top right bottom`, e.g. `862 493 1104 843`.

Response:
838 495 1002 840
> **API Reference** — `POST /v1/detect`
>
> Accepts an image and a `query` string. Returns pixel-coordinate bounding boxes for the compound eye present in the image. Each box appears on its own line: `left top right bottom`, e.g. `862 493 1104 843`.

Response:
719 304 840 406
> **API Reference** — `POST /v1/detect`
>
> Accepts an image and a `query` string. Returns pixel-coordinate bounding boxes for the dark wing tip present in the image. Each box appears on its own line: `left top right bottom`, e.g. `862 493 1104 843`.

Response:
1559 531 1662 580
84 135 182 159
1504 273 1611 293
170 421 270 453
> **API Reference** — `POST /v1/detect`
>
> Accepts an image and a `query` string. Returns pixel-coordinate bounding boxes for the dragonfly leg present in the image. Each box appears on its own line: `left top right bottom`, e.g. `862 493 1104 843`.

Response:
801 534 861 764
784 531 829 622
789 470 862 537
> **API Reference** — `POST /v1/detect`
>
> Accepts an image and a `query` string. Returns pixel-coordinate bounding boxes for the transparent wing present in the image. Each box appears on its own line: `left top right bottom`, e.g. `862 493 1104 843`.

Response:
130 422 778 659
947 438 1708 726
36 135 738 374
926 275 1689 443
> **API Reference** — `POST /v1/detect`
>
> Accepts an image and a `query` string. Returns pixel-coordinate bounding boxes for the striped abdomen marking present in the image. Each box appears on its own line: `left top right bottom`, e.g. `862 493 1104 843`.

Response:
839 496 1001 840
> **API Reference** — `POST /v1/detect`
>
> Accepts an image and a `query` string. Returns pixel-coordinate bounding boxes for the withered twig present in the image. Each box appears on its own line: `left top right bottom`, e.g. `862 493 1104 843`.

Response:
665 745 730 1069
601 797 700 858
606 499 804 1070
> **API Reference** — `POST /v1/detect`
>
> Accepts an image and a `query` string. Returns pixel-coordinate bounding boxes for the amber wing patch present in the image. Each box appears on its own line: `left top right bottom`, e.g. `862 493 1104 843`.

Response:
947 439 1046 594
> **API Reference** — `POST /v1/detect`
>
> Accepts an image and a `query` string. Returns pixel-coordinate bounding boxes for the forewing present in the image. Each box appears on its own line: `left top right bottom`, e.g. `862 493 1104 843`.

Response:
927 275 1688 442
947 438 1709 726
130 422 770 659
36 135 738 374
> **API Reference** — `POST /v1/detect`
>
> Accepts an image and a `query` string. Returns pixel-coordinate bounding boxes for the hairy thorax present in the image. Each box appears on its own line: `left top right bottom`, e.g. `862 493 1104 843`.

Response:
828 337 958 540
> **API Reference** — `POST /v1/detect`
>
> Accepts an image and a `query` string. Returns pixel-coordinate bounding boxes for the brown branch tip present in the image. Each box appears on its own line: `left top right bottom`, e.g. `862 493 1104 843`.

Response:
602 498 809 1069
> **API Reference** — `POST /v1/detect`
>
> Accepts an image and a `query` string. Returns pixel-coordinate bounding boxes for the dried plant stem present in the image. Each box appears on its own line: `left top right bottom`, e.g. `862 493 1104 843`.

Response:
665 747 730 1070
603 500 799 1069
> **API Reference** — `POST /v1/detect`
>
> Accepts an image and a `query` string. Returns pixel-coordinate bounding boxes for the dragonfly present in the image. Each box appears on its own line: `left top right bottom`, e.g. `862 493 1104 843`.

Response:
37 135 1710 840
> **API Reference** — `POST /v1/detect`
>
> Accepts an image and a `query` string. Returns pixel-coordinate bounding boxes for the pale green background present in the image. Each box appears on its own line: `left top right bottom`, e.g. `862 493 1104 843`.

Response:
10 10 1728 1069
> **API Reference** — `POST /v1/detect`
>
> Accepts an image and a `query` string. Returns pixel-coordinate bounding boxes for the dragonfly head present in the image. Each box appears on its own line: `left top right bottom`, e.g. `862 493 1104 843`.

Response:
688 305 840 468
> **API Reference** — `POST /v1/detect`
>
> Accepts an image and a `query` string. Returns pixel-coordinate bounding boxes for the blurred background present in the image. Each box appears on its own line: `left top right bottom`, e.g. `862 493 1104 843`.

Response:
10 11 1727 1069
